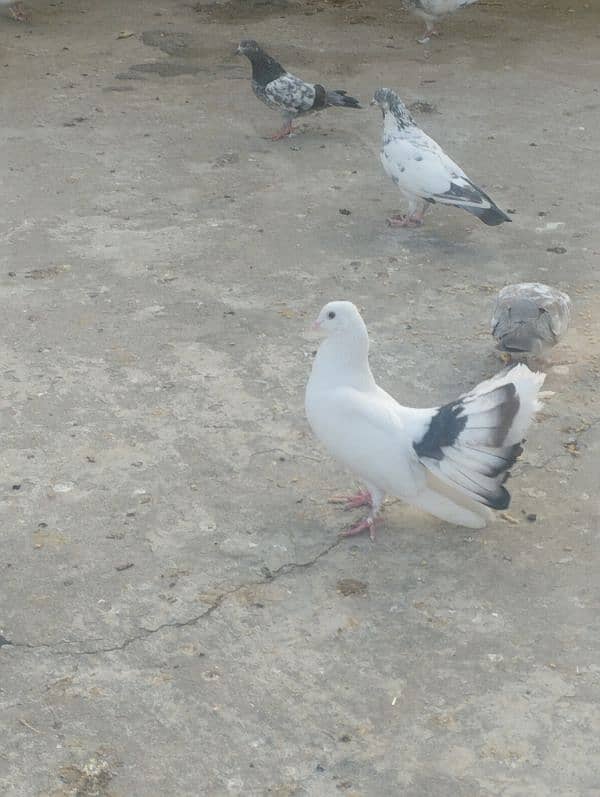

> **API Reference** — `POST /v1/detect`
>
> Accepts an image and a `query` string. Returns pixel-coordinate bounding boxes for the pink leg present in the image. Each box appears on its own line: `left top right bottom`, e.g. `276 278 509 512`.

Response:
9 3 29 21
418 27 440 44
339 516 381 542
387 213 424 228
328 490 372 510
270 120 294 141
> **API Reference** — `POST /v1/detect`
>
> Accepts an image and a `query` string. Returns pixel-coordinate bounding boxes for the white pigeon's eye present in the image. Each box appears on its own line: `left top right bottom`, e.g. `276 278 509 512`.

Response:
328 311 336 320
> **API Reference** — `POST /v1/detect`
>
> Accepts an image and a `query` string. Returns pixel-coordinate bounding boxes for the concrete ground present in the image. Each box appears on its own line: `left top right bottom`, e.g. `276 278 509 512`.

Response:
1 0 599 794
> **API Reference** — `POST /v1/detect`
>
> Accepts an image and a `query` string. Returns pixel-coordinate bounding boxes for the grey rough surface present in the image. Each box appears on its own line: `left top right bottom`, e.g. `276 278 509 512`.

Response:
1 1 599 795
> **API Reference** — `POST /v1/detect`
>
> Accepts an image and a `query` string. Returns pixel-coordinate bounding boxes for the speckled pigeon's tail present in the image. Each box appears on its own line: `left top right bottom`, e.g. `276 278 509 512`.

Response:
468 204 512 226
326 90 361 109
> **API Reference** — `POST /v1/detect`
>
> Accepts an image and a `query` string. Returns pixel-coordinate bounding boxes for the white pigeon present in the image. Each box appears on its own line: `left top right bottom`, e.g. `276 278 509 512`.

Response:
372 88 512 228
491 283 572 361
305 301 545 539
403 0 481 43
0 0 29 21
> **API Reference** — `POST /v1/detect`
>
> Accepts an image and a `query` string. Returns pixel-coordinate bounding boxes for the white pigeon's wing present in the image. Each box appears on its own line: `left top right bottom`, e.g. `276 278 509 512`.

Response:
264 72 316 114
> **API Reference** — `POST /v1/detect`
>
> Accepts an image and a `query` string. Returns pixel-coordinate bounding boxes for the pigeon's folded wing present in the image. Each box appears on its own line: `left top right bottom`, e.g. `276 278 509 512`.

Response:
264 73 317 113
383 132 500 212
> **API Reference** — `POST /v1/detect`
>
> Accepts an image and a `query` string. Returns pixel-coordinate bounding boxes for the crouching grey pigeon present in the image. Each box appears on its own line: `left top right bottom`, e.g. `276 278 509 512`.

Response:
491 283 572 362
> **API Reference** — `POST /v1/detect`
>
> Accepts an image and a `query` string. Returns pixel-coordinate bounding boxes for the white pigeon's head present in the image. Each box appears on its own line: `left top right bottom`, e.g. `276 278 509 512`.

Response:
371 88 413 127
313 301 367 337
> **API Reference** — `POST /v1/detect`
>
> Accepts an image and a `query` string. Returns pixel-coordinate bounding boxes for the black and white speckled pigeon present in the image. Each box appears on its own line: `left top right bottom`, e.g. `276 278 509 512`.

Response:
305 301 545 539
236 40 361 140
491 283 572 361
403 0 481 43
372 88 512 228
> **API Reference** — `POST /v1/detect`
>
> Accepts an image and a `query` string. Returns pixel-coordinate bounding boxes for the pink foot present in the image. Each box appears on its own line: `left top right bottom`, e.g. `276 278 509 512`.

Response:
9 3 29 21
418 29 440 43
270 124 293 141
328 490 372 510
386 213 424 228
339 516 381 542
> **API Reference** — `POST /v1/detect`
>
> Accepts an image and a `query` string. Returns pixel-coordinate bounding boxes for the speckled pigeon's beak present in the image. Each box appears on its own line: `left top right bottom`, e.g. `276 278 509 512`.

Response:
235 44 242 55
369 98 377 107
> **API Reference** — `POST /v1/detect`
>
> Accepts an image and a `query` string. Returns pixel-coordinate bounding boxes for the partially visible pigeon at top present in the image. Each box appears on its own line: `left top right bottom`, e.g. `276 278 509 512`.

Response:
236 40 361 140
305 301 545 540
491 283 572 362
402 0 481 43
371 88 512 229
0 0 29 21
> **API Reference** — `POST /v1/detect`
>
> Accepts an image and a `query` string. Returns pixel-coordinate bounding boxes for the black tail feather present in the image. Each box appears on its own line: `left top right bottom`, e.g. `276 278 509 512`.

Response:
468 204 512 226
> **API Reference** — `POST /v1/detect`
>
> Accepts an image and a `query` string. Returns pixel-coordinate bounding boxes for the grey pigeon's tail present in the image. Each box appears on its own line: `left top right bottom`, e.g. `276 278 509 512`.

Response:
468 204 512 226
326 89 361 109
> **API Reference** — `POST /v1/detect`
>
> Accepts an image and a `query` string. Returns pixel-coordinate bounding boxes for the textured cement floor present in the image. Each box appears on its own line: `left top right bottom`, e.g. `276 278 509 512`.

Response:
1 0 599 795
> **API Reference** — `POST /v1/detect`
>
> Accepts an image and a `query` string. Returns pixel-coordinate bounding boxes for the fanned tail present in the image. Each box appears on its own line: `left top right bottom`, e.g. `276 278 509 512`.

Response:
413 365 546 525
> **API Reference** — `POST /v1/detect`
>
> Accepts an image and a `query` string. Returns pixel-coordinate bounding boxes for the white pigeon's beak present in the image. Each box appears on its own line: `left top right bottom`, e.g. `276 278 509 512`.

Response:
311 319 322 331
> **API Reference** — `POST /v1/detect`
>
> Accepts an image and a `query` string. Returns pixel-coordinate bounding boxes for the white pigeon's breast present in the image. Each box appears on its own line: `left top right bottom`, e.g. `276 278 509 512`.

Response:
306 386 425 498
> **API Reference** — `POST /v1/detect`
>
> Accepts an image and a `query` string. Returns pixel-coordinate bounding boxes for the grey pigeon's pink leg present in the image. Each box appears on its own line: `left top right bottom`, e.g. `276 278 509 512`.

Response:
328 490 372 509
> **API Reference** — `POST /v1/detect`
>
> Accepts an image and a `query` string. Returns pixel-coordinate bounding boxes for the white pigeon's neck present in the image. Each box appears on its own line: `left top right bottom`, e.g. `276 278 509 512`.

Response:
310 331 376 392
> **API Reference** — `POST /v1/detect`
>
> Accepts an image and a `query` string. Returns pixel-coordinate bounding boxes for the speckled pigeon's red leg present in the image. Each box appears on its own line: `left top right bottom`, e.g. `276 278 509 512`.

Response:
270 120 294 140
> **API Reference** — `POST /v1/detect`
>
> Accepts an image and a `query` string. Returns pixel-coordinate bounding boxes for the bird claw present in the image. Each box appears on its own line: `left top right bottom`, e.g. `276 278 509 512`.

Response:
9 3 30 21
339 516 380 541
387 214 424 228
270 125 294 141
328 490 372 510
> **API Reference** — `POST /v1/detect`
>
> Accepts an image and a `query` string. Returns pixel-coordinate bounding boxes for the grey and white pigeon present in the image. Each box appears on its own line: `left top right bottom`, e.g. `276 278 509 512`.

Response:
305 301 545 539
0 0 29 21
372 88 512 228
403 0 481 43
491 283 572 361
236 40 361 140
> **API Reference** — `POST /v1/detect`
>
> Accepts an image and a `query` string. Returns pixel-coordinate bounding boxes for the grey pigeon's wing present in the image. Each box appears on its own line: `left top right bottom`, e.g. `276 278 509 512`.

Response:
264 73 317 115
539 288 571 341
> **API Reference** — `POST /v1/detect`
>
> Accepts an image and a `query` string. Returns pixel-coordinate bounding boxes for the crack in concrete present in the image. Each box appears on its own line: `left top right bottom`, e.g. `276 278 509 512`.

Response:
3 538 342 658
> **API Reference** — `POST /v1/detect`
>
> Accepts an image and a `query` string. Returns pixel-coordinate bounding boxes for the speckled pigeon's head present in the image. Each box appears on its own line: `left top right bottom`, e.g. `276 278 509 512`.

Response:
237 39 263 56
371 88 413 127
